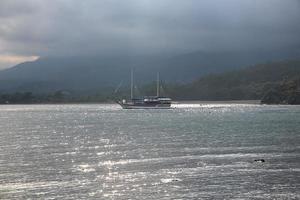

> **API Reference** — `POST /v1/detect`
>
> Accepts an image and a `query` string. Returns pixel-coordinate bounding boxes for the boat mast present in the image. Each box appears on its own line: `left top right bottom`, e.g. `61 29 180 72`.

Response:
156 72 160 97
131 68 134 99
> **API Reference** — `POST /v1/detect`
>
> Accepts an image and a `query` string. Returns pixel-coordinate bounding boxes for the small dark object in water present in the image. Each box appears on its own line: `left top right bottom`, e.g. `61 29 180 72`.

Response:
254 159 265 163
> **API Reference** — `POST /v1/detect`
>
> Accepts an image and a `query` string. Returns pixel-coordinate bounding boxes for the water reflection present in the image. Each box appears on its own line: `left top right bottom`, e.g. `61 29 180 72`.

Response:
0 104 299 199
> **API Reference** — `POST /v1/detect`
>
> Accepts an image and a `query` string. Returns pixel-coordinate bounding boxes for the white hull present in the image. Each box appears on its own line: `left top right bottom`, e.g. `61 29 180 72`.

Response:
118 102 171 109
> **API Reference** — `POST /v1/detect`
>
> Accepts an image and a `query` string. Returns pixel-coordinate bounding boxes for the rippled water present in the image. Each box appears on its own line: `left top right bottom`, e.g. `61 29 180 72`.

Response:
0 104 299 199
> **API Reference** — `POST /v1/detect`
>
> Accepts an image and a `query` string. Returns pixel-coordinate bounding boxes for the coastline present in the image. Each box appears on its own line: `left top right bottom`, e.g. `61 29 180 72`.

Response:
173 100 261 105
0 100 261 105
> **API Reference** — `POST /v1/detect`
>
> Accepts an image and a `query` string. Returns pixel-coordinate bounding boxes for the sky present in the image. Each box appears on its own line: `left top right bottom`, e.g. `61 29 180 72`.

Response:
0 0 300 69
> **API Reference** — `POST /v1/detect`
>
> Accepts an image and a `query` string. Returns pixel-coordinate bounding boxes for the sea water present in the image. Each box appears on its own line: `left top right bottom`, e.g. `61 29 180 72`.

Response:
0 104 299 199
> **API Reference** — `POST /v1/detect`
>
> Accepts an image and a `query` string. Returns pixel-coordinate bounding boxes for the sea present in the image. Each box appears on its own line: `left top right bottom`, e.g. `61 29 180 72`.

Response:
0 103 299 199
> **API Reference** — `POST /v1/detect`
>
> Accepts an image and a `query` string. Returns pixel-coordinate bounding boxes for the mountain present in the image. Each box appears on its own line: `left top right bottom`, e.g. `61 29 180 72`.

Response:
166 60 300 101
0 49 299 93
1 59 300 104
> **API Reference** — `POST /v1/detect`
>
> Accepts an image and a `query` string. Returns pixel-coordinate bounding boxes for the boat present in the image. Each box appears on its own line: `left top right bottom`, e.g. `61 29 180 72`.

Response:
117 70 172 109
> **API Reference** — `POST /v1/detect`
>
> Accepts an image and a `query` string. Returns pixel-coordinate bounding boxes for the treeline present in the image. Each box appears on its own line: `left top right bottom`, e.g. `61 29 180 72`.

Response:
0 91 113 104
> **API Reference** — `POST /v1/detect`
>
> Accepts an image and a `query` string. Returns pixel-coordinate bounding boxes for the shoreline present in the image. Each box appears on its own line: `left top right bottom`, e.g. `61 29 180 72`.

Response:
173 100 261 104
0 100 262 105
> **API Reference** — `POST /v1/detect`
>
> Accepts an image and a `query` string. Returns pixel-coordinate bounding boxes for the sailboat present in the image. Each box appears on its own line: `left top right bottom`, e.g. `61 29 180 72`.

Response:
117 70 172 109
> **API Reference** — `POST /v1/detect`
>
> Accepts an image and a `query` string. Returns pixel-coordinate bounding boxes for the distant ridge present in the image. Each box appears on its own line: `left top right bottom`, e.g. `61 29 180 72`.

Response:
0 59 300 104
0 49 299 93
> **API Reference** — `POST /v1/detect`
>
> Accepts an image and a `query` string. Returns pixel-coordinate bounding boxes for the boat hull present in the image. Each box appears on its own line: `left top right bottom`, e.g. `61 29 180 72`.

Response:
118 102 171 109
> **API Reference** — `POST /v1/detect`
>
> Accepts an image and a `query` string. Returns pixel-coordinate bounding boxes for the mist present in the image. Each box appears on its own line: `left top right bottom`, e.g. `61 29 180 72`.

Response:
0 0 300 69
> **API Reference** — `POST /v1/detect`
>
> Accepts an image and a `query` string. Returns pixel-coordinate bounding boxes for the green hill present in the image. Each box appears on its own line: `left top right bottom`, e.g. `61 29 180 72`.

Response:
261 78 300 105
166 60 300 103
1 59 300 104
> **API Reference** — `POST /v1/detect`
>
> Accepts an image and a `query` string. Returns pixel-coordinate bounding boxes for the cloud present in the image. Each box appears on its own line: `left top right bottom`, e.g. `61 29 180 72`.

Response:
0 0 299 68
0 54 39 69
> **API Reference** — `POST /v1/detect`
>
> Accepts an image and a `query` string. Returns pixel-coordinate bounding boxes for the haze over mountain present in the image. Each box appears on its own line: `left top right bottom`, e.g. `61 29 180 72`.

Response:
0 0 300 94
0 48 299 93
1 58 299 104
1 1 300 67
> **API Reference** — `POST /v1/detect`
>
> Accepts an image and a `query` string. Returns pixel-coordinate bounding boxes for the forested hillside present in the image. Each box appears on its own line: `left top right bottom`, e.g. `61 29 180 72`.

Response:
1 59 300 104
164 60 300 102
